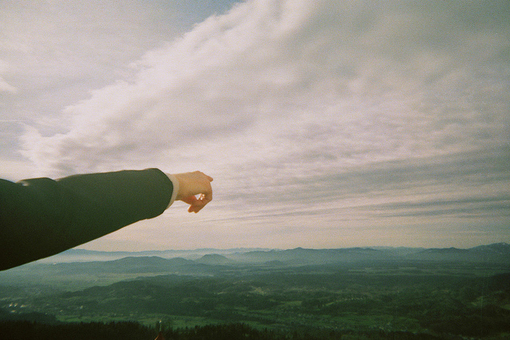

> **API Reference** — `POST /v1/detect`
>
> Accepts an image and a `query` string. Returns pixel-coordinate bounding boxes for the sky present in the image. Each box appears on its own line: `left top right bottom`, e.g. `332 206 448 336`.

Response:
1 0 509 251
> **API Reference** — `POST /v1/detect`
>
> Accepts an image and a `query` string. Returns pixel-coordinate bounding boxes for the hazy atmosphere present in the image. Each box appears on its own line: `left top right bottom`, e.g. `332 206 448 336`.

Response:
1 0 509 251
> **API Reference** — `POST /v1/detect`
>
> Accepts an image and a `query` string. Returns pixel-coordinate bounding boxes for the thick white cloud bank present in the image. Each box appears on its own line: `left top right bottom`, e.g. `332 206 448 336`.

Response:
8 0 510 249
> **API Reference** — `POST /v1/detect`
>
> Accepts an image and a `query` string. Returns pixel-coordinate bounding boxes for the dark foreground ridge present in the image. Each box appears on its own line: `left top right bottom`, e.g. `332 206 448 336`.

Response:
0 321 446 340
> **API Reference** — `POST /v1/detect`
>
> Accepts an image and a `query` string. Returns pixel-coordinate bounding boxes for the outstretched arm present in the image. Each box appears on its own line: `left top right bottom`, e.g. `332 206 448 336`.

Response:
0 168 213 270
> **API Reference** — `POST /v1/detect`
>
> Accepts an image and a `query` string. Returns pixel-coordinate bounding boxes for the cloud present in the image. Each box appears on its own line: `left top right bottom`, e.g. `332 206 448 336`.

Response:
0 60 17 93
13 0 510 248
222 146 510 217
0 78 17 94
0 1 238 127
20 0 510 176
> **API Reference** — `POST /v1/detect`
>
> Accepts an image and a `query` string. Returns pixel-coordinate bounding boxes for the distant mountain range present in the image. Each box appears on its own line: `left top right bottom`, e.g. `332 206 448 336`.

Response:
0 242 508 293
228 243 510 265
34 242 510 266
36 247 272 263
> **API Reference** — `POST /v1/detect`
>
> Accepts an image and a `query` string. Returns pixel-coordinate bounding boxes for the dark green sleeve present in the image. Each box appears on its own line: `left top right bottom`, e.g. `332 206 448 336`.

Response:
0 168 173 270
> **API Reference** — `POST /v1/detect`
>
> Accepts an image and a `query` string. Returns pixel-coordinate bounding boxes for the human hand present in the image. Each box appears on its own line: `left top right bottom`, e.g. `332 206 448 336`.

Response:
172 171 213 213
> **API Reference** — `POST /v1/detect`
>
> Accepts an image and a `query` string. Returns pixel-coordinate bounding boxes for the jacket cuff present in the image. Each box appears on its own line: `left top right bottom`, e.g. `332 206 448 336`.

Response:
165 173 180 208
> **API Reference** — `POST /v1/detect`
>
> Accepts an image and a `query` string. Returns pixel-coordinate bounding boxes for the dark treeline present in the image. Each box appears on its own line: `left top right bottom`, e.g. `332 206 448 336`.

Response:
0 321 446 340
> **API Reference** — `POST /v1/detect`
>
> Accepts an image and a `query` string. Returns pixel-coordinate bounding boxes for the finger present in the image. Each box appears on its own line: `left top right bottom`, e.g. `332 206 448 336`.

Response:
188 201 205 213
198 193 212 210
181 196 197 205
183 195 201 213
188 194 211 213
